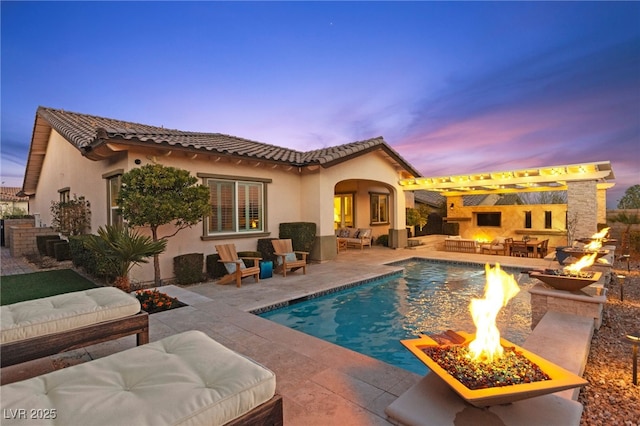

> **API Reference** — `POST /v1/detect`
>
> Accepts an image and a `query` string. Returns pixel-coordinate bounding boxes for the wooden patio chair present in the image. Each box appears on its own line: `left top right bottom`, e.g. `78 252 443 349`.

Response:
215 244 261 288
510 241 529 257
271 239 308 277
538 239 549 258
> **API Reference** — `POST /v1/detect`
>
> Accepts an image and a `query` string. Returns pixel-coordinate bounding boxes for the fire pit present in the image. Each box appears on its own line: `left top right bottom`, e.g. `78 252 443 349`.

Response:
528 269 602 292
401 263 587 407
402 332 588 407
563 247 610 261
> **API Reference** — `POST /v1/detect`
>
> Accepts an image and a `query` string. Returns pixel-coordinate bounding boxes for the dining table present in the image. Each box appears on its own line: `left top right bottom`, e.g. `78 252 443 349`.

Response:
512 239 545 258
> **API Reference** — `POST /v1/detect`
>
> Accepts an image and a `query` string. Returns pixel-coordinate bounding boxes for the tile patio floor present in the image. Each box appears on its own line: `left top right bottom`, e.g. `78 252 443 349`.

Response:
1 245 554 425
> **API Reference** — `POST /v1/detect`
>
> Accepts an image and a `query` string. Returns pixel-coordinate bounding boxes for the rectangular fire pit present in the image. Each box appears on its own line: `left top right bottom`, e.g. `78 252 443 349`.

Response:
529 270 602 292
402 331 588 407
563 248 610 260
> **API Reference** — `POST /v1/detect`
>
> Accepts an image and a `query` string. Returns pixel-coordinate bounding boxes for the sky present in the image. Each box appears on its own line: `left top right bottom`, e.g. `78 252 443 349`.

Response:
1 1 639 208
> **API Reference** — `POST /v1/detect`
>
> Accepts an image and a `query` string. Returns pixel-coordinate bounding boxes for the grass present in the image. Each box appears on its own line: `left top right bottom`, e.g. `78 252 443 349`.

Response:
1 269 98 305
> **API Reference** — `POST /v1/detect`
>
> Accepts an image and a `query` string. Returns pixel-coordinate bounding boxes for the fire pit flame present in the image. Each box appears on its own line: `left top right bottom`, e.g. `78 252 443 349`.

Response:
563 252 597 274
468 264 520 363
583 227 610 251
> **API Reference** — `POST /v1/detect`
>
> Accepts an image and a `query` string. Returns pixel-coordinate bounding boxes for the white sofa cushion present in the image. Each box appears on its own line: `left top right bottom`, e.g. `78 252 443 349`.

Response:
1 287 141 344
0 330 276 426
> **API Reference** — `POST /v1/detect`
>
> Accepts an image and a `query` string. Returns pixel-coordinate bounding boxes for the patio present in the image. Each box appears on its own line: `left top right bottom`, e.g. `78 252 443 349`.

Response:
1 246 582 425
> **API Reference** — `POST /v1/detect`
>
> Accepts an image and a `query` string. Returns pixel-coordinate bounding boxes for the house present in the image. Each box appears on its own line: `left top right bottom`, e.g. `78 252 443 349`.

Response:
21 106 421 284
0 187 29 217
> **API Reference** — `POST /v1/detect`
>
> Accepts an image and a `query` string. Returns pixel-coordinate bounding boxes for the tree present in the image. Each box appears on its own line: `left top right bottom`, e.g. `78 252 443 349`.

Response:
617 185 640 209
85 225 167 292
609 211 640 255
406 206 429 230
118 164 211 286
50 195 91 236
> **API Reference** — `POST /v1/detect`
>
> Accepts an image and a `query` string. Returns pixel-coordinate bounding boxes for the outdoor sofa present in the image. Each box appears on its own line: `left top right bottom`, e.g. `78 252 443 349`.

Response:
336 227 372 250
1 330 282 426
0 287 148 367
443 236 480 253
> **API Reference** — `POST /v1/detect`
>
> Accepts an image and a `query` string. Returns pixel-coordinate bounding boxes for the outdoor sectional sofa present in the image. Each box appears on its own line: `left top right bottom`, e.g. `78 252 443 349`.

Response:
0 287 148 367
1 330 283 426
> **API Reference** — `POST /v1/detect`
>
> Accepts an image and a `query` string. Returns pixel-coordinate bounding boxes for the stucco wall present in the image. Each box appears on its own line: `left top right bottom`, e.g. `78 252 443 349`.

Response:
28 131 410 283
449 201 569 249
29 130 128 230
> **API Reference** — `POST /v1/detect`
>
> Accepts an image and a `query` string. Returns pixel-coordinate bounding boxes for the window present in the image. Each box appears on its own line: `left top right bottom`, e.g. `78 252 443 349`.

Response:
545 211 552 229
107 175 123 226
206 179 264 234
58 188 70 203
476 212 501 227
370 193 389 224
524 211 532 229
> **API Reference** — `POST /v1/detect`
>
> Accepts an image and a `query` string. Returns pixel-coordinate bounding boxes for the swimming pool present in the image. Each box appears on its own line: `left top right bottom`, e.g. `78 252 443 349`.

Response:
259 259 536 375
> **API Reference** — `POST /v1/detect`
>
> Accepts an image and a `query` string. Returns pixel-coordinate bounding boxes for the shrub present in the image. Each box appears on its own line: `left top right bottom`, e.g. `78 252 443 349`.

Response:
206 254 227 279
54 241 71 261
36 235 60 255
237 251 262 268
377 234 389 247
173 253 204 285
630 230 640 254
279 222 316 260
69 235 91 268
257 238 279 265
50 195 91 236
68 235 110 279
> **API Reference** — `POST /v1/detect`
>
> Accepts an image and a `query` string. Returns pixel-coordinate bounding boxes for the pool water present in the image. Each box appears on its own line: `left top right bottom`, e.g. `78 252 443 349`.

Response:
259 259 536 375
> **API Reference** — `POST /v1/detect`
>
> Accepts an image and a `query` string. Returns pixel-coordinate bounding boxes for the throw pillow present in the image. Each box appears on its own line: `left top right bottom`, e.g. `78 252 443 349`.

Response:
277 252 298 265
224 261 246 274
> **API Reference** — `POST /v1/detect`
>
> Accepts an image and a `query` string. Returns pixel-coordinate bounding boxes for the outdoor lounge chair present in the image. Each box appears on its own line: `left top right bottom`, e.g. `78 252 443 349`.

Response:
480 237 512 255
1 330 283 426
271 239 308 277
0 287 148 368
215 244 261 288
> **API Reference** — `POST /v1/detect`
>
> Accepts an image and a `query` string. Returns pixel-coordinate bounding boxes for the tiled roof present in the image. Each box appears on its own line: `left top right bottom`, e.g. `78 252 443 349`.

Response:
0 187 29 202
35 107 420 175
414 190 446 207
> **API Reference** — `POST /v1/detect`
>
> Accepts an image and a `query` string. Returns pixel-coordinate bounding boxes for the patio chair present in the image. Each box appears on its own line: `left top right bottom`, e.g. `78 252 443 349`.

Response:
271 239 308 277
511 241 529 257
538 239 549 258
215 244 261 288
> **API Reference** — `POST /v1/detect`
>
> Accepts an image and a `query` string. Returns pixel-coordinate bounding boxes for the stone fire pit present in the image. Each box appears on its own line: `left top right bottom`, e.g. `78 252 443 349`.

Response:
528 270 602 292
402 331 588 407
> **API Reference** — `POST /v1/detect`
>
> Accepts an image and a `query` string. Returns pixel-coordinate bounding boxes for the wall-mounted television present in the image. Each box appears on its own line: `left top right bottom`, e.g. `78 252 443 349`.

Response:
476 212 501 227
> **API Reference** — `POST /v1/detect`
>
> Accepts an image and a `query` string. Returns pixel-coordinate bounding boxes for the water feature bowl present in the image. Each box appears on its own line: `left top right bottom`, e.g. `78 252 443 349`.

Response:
401 332 588 407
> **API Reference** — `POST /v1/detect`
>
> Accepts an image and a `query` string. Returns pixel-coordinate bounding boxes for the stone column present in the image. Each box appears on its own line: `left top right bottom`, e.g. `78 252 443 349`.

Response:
567 180 598 241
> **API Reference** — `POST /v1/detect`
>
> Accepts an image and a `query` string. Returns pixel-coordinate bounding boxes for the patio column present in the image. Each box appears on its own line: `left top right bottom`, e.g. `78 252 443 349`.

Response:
567 180 598 241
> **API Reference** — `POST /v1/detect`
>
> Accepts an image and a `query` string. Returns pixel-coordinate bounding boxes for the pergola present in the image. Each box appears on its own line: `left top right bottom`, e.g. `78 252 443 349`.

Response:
399 161 615 241
398 161 615 196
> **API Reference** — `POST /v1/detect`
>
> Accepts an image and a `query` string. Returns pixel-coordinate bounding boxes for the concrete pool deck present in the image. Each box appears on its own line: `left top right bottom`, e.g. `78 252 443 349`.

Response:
1 246 591 425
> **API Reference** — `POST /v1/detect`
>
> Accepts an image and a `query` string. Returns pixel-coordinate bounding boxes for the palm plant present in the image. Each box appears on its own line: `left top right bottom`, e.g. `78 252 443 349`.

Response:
85 225 167 292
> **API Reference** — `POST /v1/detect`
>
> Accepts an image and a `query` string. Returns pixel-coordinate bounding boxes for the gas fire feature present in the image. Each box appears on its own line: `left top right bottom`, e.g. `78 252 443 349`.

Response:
528 270 602 292
401 263 587 407
401 331 588 407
